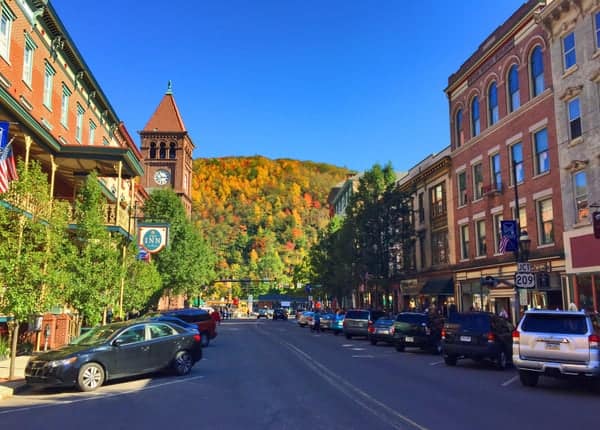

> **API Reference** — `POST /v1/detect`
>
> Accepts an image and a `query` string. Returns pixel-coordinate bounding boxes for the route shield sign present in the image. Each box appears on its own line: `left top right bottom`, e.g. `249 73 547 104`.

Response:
515 271 535 289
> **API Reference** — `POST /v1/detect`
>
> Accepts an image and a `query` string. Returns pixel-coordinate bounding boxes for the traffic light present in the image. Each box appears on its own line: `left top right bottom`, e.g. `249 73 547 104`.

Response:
593 212 600 239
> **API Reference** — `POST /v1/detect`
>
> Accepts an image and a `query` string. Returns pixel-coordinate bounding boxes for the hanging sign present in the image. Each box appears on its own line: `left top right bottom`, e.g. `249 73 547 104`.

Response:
138 223 170 254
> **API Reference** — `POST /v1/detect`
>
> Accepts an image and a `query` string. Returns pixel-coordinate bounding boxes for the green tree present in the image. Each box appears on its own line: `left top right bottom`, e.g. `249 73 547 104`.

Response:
122 240 163 315
143 189 216 302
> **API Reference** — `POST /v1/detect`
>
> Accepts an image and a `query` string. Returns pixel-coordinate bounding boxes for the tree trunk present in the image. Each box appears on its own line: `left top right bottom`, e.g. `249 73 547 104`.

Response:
9 322 19 380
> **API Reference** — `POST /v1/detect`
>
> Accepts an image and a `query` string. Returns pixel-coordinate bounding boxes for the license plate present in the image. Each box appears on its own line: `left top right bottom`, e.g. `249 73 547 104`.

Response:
545 343 560 350
460 336 471 342
405 336 414 343
376 329 388 334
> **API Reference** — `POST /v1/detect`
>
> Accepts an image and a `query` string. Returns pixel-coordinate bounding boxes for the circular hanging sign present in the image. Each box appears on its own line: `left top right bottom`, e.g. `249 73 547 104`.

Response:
138 223 169 254
142 229 162 251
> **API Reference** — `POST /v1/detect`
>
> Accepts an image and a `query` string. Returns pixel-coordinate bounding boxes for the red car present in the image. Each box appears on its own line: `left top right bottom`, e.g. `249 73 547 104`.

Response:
150 309 217 347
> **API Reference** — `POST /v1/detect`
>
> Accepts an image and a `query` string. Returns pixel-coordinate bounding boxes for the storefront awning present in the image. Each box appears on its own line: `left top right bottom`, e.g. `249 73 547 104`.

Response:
421 278 454 296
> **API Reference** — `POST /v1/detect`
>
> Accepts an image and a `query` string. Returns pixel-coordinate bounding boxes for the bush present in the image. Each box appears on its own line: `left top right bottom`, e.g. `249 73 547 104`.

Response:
0 337 9 360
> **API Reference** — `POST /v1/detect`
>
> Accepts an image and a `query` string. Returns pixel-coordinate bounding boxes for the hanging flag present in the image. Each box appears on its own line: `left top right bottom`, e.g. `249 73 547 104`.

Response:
0 121 17 193
500 220 518 253
498 235 510 254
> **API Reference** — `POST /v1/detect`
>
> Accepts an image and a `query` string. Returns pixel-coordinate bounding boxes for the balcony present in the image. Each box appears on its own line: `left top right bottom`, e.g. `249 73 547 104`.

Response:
481 183 503 196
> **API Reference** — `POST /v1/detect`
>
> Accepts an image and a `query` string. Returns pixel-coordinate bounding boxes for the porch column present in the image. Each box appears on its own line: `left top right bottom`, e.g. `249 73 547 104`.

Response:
24 135 32 172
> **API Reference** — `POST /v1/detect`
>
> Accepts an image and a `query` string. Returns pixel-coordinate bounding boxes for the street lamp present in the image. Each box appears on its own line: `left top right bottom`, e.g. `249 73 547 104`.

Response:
518 230 531 263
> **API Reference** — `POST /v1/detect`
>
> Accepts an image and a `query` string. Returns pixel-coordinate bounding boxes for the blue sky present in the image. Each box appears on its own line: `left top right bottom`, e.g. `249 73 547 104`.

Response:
52 0 525 173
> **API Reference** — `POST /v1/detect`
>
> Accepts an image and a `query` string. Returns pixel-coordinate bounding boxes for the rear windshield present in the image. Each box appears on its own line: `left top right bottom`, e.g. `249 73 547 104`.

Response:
370 311 385 320
396 313 426 324
448 313 490 331
521 314 588 334
346 311 369 320
168 311 210 323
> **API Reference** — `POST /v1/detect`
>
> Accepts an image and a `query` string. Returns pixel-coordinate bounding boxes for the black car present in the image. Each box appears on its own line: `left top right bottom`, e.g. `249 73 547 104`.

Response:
272 309 288 320
393 312 445 354
368 316 396 345
25 320 203 392
441 312 513 369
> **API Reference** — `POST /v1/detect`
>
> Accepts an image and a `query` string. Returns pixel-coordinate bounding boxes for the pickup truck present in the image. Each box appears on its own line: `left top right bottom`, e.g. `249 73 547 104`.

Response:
513 310 600 388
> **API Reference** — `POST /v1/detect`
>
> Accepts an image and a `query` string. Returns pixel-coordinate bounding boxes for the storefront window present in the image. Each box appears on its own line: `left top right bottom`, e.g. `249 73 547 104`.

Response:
577 274 594 312
460 281 489 312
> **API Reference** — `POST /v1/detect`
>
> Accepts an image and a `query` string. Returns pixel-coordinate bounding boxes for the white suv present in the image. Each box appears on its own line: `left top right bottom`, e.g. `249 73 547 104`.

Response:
513 310 600 387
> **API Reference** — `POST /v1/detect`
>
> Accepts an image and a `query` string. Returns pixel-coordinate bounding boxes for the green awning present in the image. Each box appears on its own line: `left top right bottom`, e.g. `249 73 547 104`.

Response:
421 278 454 296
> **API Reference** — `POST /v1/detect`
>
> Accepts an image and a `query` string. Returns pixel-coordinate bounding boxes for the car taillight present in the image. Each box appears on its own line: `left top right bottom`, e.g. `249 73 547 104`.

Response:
589 334 600 349
486 332 496 342
441 328 446 340
425 327 431 336
368 326 375 334
193 334 201 343
343 320 347 328
512 329 520 344
390 326 395 335
368 320 373 326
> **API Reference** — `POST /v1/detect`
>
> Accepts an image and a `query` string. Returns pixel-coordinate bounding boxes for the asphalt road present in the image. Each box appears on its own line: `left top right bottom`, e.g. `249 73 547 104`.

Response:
1 318 599 430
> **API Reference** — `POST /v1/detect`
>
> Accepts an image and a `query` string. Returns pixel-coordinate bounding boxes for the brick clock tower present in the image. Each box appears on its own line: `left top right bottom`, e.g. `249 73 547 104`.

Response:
139 82 194 216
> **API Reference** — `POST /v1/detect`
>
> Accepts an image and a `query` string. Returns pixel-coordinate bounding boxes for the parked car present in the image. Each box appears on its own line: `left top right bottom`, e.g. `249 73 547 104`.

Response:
297 311 314 327
441 312 513 369
319 313 336 331
331 313 345 335
257 308 269 319
25 320 203 392
145 315 200 334
148 308 216 347
343 309 386 339
272 308 288 320
368 316 396 345
513 310 600 387
393 312 444 354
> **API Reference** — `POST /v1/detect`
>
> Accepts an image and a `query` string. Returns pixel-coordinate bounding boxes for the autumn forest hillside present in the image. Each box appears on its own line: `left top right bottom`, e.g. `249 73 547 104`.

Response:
191 156 353 296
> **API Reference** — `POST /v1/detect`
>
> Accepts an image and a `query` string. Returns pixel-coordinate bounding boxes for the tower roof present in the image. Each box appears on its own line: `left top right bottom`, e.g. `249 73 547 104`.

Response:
142 81 187 133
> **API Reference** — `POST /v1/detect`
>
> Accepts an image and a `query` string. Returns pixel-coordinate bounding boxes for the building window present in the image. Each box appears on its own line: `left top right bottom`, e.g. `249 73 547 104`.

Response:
159 142 166 159
473 163 483 200
60 84 71 127
537 198 554 245
471 96 480 137
169 142 176 159
0 5 15 61
75 104 84 143
455 109 464 147
460 224 470 260
418 192 425 223
573 171 588 223
488 82 499 125
533 128 549 175
514 205 527 233
596 12 600 49
511 143 524 184
490 153 501 191
431 230 448 265
102 137 109 146
43 62 56 109
493 214 504 254
430 183 445 218
567 98 582 140
149 142 156 159
22 36 36 86
508 64 520 112
458 171 467 206
476 220 486 257
89 120 96 145
562 32 576 70
530 45 544 97
419 233 426 269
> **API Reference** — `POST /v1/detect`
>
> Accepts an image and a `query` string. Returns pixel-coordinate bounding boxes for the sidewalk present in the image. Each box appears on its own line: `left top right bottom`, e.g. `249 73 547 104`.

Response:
0 355 30 400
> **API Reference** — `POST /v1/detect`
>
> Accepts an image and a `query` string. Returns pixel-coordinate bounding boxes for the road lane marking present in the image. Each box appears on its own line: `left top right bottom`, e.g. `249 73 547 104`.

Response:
352 355 374 358
0 376 205 416
351 347 365 351
342 344 353 347
501 375 519 387
284 341 429 430
429 360 444 366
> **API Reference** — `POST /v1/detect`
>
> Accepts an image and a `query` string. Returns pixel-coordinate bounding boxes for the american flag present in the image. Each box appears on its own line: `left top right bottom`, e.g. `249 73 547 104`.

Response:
498 235 510 254
0 121 18 193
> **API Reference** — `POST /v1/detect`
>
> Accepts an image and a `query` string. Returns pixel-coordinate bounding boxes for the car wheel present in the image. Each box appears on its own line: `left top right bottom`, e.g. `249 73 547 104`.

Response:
77 362 105 392
201 332 210 348
173 350 193 376
444 354 458 366
432 340 443 355
395 343 405 352
370 338 377 346
496 350 508 370
345 334 352 340
519 370 539 387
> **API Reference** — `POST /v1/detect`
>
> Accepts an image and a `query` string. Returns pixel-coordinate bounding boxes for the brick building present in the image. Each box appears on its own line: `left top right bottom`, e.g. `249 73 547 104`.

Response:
445 0 565 324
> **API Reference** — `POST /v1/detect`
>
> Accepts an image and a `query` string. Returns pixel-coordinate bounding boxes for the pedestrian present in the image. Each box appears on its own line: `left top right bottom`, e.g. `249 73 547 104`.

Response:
499 308 508 319
568 302 578 311
313 309 321 333
211 309 221 325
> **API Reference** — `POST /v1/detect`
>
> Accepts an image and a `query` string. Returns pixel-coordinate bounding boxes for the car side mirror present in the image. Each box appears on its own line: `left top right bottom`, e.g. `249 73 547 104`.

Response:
112 338 124 347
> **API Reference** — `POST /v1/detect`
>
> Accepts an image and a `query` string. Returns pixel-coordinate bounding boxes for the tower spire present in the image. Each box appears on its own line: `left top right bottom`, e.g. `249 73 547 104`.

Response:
166 80 173 95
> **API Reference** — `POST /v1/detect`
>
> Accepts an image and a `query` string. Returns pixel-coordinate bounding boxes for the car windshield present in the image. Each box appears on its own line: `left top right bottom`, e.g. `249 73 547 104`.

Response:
449 313 490 332
70 325 121 345
396 313 427 324
346 311 369 320
521 314 587 334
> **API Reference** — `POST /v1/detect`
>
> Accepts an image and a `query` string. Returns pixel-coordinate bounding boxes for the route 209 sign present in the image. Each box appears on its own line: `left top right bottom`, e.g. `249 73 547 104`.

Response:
138 223 170 254
515 271 535 289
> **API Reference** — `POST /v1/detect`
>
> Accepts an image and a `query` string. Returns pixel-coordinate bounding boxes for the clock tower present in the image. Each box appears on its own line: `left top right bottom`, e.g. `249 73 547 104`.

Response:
139 82 194 216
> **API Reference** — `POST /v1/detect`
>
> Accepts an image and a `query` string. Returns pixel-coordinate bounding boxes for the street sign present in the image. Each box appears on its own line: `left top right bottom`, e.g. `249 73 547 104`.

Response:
517 262 532 272
515 271 535 289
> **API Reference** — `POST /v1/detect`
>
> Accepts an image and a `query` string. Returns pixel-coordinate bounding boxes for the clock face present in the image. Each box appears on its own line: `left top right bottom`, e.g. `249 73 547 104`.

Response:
153 169 170 185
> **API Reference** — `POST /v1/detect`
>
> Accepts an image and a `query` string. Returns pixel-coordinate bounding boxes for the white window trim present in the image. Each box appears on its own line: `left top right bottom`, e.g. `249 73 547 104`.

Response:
75 104 84 143
43 62 56 110
22 35 36 86
0 5 16 63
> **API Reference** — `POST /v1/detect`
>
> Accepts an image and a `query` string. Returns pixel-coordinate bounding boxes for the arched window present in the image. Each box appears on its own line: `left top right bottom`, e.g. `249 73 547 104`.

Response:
488 82 499 125
508 65 520 112
159 142 166 159
149 142 156 159
455 109 464 147
471 97 480 137
531 46 544 97
169 142 176 159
